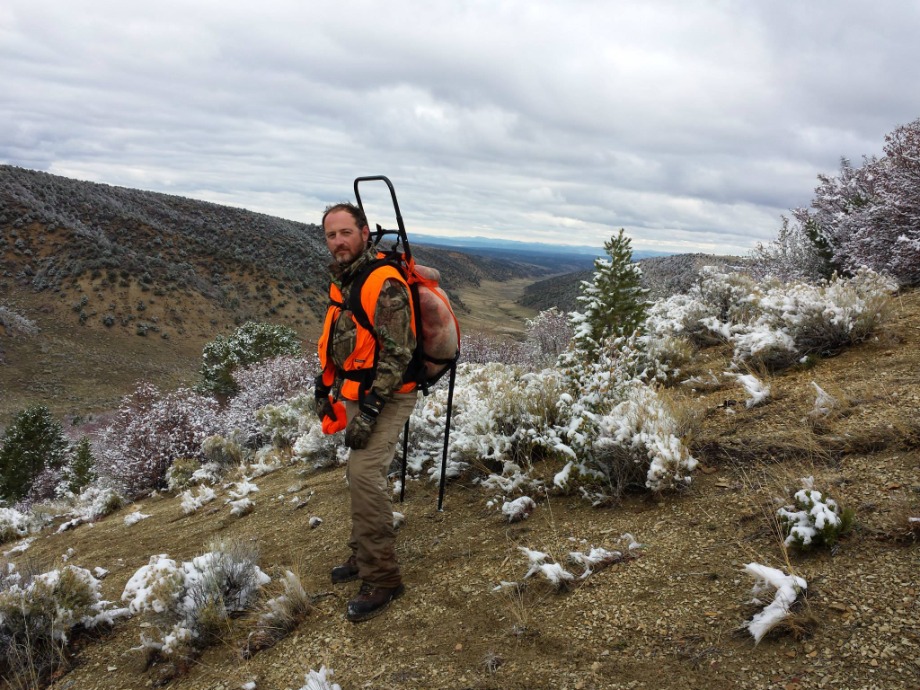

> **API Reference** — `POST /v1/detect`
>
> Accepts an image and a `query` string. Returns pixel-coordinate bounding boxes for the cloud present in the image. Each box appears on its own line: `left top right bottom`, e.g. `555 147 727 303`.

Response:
2 0 918 255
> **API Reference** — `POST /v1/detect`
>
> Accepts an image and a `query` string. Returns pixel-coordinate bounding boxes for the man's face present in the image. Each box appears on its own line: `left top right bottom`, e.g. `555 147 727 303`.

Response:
323 210 369 266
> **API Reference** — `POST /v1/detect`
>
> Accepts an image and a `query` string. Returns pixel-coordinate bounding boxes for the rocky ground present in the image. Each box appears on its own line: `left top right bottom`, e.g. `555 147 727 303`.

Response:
7 291 919 690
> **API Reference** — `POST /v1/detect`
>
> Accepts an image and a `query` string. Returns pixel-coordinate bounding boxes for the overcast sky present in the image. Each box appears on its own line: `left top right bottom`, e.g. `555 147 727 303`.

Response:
2 1 918 254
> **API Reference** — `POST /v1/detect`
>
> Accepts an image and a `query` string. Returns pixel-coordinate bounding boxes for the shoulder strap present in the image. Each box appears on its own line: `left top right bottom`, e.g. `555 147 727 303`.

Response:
346 254 407 333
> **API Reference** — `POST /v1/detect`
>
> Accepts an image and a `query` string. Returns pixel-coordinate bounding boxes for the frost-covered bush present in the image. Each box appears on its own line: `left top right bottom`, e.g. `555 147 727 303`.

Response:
644 268 895 372
57 486 126 531
524 307 572 365
180 486 217 515
0 305 38 337
121 539 270 659
220 354 317 447
201 434 244 467
96 383 220 496
166 458 201 492
777 477 853 549
591 383 698 494
555 339 697 500
0 507 34 544
198 322 302 397
461 331 532 366
255 394 312 448
744 563 808 644
0 562 129 685
408 363 567 484
244 569 312 657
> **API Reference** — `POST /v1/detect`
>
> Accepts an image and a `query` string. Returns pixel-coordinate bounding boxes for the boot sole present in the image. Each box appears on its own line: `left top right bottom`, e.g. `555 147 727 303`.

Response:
346 585 405 623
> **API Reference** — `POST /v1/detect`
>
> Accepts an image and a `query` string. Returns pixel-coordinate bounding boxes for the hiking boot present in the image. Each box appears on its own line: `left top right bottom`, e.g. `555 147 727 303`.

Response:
330 555 359 584
346 581 405 622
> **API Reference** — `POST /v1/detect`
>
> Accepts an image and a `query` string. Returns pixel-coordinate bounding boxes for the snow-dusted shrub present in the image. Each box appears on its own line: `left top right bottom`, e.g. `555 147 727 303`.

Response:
730 373 771 408
747 268 896 360
0 507 33 544
121 538 270 659
461 331 532 366
744 563 808 644
409 363 567 485
777 478 853 549
501 496 536 523
555 340 697 500
166 457 201 492
593 383 699 494
0 562 129 685
0 305 38 337
180 486 217 515
201 434 244 467
298 666 342 690
517 547 575 591
255 394 311 448
524 307 572 365
59 486 125 529
291 422 340 468
220 354 317 447
96 383 220 496
243 569 312 657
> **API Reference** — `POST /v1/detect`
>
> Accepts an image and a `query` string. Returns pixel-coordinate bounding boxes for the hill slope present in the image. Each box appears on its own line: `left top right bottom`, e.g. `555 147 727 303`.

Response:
0 166 550 424
11 292 919 690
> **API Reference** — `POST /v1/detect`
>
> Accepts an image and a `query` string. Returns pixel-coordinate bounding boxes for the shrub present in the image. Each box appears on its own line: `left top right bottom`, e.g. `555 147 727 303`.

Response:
243 569 312 657
0 405 68 503
121 539 270 659
0 562 129 686
95 384 220 497
198 322 301 397
0 508 33 545
777 477 854 549
166 458 201 492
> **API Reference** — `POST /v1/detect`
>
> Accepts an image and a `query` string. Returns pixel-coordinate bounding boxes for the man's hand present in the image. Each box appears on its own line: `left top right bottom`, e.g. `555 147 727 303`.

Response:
344 391 386 449
344 412 375 449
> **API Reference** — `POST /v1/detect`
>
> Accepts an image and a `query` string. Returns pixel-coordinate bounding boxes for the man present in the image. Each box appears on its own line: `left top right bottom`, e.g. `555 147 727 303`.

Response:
315 202 418 622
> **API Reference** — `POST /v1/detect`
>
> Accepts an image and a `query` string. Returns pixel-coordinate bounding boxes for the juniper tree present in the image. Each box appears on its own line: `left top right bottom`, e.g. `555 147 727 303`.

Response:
61 436 97 495
198 322 301 397
569 229 649 360
0 405 68 502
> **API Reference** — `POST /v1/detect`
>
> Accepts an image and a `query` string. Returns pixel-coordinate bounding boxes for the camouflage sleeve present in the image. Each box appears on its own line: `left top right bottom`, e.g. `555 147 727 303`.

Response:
371 277 416 399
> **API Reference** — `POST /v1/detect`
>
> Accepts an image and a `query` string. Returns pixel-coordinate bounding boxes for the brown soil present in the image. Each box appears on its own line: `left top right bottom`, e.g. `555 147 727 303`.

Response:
9 291 919 690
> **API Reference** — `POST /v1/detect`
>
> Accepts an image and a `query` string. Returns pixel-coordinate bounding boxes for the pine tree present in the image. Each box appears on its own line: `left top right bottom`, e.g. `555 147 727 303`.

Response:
0 405 68 502
62 436 97 495
569 229 649 359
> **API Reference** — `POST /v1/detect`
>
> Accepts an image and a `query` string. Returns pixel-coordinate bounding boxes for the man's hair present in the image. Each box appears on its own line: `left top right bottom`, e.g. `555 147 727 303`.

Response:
322 202 368 230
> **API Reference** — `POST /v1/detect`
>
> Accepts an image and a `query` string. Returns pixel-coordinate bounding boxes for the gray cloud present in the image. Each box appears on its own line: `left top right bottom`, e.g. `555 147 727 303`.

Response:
2 0 918 255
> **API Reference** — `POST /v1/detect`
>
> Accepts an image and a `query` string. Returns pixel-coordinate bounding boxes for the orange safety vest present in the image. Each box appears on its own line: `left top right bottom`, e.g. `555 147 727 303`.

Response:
317 263 417 401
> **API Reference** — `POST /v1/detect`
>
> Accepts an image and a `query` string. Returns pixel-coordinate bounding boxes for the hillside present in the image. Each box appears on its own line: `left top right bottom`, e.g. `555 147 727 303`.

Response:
518 254 747 313
7 291 918 690
0 166 549 425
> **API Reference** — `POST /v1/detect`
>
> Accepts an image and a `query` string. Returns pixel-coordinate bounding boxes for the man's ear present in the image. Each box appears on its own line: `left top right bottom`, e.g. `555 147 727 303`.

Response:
361 225 370 243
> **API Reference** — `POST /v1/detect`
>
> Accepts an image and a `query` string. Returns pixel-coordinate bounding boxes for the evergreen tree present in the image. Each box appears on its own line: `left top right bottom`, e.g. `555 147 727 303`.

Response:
62 436 97 495
569 229 649 359
198 322 301 397
0 405 68 502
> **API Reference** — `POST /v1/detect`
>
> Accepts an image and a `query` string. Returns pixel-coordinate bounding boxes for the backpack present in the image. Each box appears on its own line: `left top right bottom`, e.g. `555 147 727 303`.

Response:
340 248 460 394
352 175 460 512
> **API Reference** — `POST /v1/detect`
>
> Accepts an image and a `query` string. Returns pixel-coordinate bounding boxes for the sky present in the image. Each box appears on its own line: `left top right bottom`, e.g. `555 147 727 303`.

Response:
1 1 918 255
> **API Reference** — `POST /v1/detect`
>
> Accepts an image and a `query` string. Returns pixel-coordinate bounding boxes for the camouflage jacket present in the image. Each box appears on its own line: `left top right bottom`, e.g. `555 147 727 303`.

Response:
328 245 416 400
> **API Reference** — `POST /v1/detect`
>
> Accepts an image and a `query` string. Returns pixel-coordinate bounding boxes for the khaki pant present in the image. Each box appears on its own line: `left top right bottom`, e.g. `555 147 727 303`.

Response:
344 391 418 587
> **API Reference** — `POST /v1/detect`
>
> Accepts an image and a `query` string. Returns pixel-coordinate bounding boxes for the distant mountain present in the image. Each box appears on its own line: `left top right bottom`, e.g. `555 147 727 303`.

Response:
413 233 672 273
